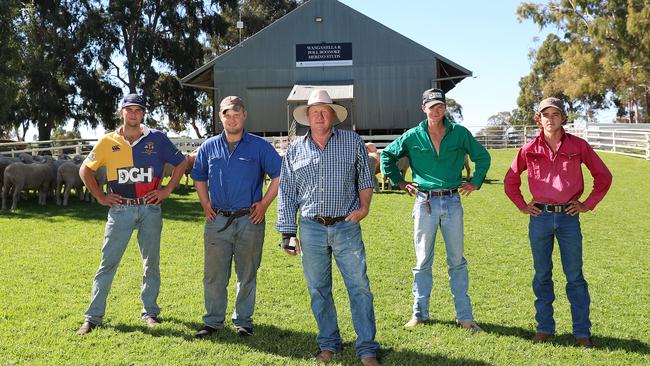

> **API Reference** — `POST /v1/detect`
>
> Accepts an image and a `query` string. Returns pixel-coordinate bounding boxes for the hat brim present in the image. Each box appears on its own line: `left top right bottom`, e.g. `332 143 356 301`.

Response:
540 105 565 114
293 103 348 126
423 100 445 109
121 103 146 110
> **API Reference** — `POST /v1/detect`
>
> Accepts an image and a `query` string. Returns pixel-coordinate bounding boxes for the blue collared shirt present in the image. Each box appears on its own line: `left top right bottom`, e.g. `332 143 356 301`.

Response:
191 131 282 210
276 128 375 234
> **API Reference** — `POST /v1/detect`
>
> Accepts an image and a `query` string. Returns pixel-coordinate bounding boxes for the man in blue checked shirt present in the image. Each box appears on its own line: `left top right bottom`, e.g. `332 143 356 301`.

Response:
191 96 282 339
277 89 380 366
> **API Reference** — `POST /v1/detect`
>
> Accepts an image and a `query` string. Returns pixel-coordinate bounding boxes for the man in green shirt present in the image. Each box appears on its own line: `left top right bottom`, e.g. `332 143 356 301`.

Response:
381 88 490 332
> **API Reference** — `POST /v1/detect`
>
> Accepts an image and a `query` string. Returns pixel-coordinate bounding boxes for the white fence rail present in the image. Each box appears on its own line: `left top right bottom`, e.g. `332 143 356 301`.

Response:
1 127 648 160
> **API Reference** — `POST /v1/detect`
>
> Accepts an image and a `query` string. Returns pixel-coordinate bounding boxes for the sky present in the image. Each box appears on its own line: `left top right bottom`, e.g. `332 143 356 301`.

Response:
340 0 543 131
34 0 613 141
339 0 617 131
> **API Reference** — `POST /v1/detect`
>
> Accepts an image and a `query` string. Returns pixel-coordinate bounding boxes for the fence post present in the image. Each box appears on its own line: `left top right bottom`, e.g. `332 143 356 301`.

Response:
646 133 650 160
612 131 617 153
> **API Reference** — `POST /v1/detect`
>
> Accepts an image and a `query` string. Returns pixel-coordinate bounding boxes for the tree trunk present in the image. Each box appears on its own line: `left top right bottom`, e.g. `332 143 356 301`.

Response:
38 120 52 141
190 119 203 139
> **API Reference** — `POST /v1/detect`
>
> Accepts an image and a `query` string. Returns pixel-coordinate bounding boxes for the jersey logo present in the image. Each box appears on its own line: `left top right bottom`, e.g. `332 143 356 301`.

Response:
143 142 156 155
117 166 153 184
112 145 121 152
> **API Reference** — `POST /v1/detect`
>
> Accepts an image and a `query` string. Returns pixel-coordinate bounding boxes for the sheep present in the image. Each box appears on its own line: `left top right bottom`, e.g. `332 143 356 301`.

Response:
162 150 197 188
2 158 55 210
56 161 84 206
87 166 108 201
0 156 20 188
365 143 410 190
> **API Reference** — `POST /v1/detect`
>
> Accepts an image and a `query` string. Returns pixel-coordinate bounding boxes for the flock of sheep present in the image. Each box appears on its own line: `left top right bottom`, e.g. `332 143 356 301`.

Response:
0 151 198 211
0 153 107 210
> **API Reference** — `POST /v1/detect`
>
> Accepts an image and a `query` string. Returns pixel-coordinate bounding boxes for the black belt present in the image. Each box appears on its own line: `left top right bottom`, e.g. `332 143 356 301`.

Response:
119 197 147 206
310 215 347 226
215 208 252 232
534 203 569 213
424 188 459 197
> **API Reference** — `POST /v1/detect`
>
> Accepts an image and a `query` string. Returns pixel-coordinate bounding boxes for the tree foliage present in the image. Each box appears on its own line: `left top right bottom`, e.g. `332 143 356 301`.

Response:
516 0 650 123
445 98 464 123
1 0 301 140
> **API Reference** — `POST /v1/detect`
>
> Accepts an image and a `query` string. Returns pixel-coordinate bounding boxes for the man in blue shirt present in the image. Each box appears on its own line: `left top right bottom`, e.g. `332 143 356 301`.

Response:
191 96 282 338
277 89 380 366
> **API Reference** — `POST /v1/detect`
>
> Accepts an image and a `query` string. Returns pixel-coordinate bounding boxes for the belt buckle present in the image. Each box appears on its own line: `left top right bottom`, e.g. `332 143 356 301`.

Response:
554 205 563 213
314 216 327 225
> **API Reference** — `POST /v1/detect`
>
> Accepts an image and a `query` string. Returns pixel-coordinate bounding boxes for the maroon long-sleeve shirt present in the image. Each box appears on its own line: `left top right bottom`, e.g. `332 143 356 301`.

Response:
504 129 612 210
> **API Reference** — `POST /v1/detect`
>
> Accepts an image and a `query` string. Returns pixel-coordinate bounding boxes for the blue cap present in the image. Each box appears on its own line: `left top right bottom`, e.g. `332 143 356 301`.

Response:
120 94 146 110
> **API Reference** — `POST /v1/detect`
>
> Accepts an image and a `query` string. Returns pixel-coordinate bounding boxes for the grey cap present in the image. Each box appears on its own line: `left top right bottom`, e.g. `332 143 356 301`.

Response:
538 97 566 115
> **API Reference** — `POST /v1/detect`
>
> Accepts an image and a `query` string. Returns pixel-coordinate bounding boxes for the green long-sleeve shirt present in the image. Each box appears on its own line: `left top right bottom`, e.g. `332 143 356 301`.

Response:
380 118 491 190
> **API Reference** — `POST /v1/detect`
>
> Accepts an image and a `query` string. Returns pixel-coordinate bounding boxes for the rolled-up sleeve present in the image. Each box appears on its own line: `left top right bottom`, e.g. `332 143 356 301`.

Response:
276 151 299 234
356 138 375 191
380 136 407 185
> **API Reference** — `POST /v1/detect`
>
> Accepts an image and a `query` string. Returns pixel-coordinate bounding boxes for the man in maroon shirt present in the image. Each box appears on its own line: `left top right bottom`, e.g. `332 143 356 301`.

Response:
504 97 612 348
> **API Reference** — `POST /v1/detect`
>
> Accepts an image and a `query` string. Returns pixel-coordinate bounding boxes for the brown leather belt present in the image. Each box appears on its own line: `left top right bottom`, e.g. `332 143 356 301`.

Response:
534 203 569 213
310 215 347 226
119 197 147 206
420 188 459 214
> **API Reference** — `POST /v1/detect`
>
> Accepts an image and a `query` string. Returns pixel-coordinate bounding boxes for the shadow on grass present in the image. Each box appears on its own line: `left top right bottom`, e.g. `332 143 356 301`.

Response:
0 194 204 222
428 319 650 355
106 317 491 365
481 178 502 185
374 189 406 195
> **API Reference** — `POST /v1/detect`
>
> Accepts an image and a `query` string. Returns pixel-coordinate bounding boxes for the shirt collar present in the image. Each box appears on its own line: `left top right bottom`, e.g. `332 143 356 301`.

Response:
116 125 150 146
418 117 452 133
535 126 566 142
302 127 338 142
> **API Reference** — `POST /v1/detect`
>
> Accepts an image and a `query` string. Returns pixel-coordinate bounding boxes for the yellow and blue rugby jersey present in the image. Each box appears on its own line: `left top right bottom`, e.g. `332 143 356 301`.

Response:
84 126 185 199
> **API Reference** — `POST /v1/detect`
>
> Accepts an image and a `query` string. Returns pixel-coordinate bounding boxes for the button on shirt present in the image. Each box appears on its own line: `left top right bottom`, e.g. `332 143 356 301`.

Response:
504 129 612 210
381 118 491 190
191 131 282 211
276 128 375 234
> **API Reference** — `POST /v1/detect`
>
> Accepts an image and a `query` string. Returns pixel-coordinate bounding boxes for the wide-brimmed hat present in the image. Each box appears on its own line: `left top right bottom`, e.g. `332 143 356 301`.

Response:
292 89 348 126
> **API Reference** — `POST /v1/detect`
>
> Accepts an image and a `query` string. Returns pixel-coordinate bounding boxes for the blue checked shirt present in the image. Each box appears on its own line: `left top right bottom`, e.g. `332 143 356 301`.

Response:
276 128 375 234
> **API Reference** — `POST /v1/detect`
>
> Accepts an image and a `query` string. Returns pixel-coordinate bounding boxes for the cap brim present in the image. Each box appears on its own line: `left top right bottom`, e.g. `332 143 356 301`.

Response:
540 105 564 114
423 100 445 109
293 103 348 126
121 103 145 109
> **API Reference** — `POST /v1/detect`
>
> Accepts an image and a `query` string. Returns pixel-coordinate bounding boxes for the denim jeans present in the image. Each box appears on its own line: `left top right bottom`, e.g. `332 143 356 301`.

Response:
411 192 473 322
202 214 265 329
529 211 590 338
298 217 379 359
84 204 163 325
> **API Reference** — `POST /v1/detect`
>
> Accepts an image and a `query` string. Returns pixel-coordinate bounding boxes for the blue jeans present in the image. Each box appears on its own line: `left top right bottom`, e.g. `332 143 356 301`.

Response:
202 215 265 329
529 212 590 338
411 192 473 322
299 217 379 359
84 204 163 325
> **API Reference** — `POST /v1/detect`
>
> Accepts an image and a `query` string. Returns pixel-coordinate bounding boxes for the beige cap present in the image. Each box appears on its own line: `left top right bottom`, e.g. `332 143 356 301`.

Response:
219 96 245 114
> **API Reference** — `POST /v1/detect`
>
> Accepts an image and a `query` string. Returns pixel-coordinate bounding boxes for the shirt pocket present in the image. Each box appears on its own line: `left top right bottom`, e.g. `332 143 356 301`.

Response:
558 152 581 173
525 152 546 180
208 155 227 172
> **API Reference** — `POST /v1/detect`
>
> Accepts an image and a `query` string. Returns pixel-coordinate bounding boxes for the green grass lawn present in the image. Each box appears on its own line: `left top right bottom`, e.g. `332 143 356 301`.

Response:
1 150 648 365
